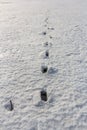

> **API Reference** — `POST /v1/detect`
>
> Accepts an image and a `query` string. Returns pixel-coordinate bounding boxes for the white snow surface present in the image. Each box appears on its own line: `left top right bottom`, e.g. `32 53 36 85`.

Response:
0 0 87 129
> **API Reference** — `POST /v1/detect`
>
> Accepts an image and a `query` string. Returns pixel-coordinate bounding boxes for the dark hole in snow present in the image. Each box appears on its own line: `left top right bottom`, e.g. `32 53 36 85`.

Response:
10 100 14 111
44 42 48 46
40 90 47 101
45 51 49 57
41 66 48 73
42 32 47 35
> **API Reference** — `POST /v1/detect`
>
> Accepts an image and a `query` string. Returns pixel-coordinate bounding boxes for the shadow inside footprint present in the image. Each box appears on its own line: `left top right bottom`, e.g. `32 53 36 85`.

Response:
45 50 49 58
43 42 52 47
41 65 48 73
40 90 48 102
44 42 49 47
42 32 47 36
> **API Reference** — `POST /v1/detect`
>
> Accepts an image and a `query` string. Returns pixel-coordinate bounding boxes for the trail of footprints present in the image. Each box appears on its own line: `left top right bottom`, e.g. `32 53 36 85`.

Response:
40 17 55 102
5 17 55 111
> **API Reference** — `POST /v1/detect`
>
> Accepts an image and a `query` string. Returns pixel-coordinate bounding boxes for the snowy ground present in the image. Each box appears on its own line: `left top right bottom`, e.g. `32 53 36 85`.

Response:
0 0 87 129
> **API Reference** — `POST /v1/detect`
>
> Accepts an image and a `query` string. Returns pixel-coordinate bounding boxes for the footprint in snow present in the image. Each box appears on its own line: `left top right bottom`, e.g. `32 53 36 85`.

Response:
48 27 54 30
48 67 58 74
41 65 58 74
41 65 48 73
40 31 47 36
40 50 49 59
44 42 49 47
43 42 52 47
40 90 48 102
45 50 49 58
35 92 48 107
4 100 14 111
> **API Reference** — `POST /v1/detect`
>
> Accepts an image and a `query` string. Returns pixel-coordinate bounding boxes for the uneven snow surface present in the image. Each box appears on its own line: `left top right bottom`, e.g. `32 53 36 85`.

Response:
0 0 87 129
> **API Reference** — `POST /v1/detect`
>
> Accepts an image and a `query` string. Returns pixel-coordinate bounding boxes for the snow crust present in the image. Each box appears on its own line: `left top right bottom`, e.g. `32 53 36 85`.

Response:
0 0 87 129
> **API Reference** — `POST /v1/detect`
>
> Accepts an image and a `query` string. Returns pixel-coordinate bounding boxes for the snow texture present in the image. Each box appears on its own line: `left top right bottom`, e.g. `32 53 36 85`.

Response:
0 0 87 129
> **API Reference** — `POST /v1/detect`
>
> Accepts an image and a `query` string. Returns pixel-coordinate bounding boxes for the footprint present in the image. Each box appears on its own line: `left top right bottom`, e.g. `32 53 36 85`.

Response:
4 100 14 111
48 27 54 30
48 67 58 74
43 42 52 47
45 50 49 58
42 31 47 36
40 50 49 59
39 31 47 36
43 42 49 47
41 65 48 73
40 90 48 101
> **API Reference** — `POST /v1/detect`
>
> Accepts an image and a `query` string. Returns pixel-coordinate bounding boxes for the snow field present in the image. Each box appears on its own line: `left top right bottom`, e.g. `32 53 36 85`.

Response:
0 0 87 129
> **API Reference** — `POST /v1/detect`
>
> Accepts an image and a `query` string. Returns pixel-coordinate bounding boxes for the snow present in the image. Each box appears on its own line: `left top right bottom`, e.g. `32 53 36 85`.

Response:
0 0 87 129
